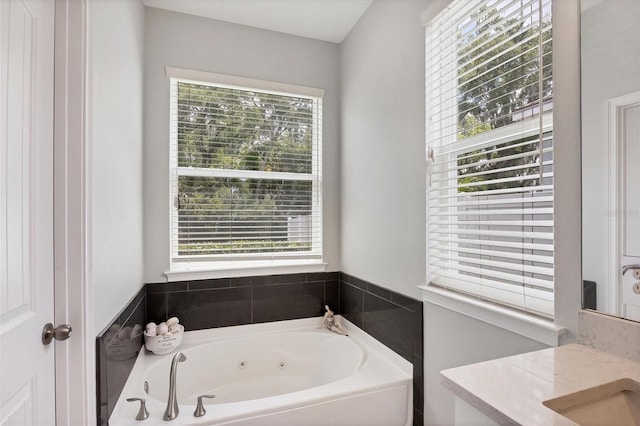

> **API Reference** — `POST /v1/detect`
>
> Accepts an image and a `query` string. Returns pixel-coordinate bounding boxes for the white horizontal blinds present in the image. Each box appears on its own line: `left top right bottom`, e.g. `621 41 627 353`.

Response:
426 0 554 317
169 78 322 262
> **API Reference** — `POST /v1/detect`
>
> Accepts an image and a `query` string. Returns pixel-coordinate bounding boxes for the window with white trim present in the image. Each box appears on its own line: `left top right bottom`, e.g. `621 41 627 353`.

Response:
426 0 554 317
168 69 323 270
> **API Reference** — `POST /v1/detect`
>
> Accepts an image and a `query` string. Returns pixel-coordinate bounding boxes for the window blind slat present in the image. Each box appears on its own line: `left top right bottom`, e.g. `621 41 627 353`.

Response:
435 252 553 277
431 161 552 184
439 136 552 163
431 219 553 228
428 195 553 208
430 236 552 252
430 274 554 301
432 244 552 264
429 207 553 217
429 275 554 317
428 184 553 199
430 172 552 192
427 227 553 241
430 265 553 291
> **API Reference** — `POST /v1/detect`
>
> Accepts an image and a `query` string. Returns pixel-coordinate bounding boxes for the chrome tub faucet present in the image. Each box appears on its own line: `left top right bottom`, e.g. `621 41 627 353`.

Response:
164 352 187 421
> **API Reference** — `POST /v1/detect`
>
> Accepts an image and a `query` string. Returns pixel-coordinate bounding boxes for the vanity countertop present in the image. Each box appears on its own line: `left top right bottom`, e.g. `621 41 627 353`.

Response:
441 343 640 425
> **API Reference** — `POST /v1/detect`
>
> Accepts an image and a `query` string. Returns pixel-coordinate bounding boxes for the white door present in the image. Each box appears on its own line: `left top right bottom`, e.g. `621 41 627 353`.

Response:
621 102 640 320
0 0 56 424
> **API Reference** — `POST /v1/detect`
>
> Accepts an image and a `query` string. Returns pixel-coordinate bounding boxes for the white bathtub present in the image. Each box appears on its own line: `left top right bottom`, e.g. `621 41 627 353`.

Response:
110 317 413 425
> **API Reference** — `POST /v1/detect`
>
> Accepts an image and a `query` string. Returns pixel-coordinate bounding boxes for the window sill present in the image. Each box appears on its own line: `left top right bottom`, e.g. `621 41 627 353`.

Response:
419 284 565 347
165 259 327 282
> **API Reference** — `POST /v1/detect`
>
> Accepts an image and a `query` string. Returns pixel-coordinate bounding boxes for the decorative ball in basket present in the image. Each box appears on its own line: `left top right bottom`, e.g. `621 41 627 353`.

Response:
144 317 183 355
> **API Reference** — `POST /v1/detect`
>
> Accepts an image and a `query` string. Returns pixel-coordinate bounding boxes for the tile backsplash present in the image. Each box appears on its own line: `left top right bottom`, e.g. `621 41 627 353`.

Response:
146 272 339 329
578 309 640 362
96 272 424 426
95 287 145 425
339 273 424 425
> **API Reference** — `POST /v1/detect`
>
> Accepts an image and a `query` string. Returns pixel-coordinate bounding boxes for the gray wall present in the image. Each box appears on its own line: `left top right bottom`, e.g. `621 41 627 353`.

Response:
339 1 555 424
143 8 341 283
339 0 426 300
423 303 547 425
89 0 145 335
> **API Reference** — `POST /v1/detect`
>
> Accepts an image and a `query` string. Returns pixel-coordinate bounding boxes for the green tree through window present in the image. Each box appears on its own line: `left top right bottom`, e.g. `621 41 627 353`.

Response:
172 81 321 257
456 4 552 192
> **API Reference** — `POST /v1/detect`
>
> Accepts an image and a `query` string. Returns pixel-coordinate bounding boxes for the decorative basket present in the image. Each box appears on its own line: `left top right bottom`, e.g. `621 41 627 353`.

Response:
144 325 184 355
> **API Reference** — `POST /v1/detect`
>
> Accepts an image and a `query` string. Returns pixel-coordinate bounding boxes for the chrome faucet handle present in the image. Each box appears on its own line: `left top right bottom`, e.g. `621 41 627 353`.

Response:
193 394 215 417
126 398 149 421
622 264 640 275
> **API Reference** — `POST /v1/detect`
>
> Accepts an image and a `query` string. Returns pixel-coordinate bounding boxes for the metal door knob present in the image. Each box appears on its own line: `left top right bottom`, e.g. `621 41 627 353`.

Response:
42 323 72 345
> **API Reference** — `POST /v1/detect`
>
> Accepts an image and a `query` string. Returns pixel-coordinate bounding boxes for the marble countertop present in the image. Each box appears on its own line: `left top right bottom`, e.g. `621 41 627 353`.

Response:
441 343 640 425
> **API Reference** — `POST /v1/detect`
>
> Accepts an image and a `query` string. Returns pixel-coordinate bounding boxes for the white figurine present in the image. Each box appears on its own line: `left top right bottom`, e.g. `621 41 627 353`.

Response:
317 305 348 335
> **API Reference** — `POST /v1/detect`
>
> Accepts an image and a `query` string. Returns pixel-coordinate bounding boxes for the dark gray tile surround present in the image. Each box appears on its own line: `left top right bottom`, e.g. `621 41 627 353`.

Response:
96 272 424 425
95 287 145 425
146 272 340 329
339 273 424 424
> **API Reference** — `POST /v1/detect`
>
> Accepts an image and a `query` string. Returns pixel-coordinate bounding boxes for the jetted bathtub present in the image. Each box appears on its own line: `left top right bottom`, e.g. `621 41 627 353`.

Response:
110 317 412 425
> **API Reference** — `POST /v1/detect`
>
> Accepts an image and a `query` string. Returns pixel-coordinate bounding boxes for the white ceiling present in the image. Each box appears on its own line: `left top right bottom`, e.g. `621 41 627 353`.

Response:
142 0 373 43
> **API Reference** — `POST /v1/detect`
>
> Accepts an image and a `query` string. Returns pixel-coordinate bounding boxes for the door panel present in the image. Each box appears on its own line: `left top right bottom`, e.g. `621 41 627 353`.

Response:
623 104 640 256
2 383 34 425
621 103 640 319
0 0 55 424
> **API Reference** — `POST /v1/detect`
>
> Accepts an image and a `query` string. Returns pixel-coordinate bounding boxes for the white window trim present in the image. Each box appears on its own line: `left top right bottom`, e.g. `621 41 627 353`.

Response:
166 67 325 98
165 259 327 282
166 67 325 276
420 284 565 346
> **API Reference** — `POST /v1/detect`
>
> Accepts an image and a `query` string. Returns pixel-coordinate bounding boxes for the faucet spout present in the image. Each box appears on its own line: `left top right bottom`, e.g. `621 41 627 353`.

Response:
164 352 187 421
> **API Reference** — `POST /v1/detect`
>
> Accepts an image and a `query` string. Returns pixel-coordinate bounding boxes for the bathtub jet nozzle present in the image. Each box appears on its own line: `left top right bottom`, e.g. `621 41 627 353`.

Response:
163 352 187 421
